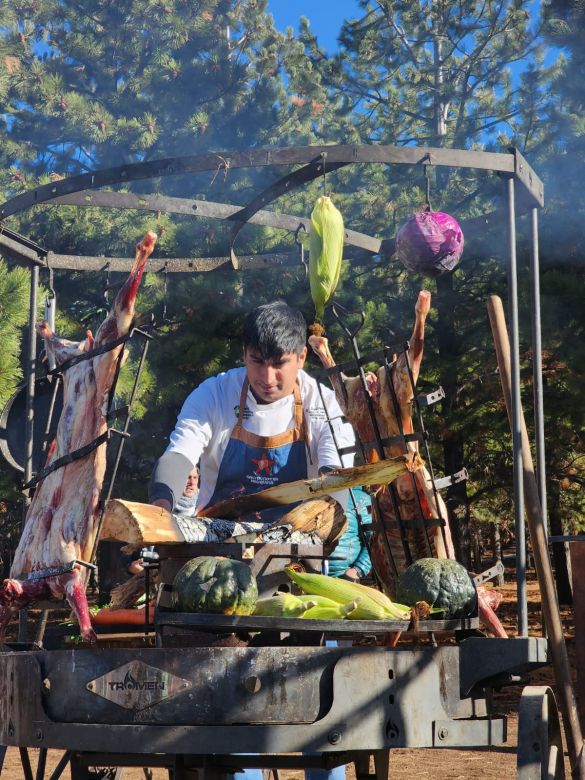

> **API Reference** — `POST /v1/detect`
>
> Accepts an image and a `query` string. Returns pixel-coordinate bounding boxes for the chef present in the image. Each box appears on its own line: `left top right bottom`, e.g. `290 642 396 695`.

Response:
150 300 350 780
150 300 353 524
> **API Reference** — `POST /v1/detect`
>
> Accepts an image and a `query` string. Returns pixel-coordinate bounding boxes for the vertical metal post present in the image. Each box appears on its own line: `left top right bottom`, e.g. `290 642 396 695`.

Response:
529 207 547 528
19 263 39 643
507 177 528 636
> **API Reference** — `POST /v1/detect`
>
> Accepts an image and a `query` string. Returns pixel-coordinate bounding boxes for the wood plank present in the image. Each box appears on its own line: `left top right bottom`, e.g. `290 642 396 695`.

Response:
200 456 413 519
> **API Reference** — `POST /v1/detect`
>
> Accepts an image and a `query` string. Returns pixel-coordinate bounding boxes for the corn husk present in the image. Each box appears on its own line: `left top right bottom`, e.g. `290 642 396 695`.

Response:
309 196 344 321
252 593 316 617
302 599 358 620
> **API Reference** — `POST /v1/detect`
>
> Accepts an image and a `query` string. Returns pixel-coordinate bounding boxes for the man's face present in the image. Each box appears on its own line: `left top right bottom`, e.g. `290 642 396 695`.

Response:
183 468 199 497
244 347 307 404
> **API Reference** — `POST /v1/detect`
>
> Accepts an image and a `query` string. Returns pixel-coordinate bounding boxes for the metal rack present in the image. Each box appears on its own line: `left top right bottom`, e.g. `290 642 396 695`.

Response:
0 145 563 779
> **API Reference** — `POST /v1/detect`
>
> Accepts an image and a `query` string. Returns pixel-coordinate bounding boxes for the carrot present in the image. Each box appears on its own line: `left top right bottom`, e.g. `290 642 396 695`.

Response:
91 603 154 625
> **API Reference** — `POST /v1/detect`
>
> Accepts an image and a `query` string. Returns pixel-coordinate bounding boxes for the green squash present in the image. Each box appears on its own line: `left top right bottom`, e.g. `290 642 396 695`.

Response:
396 558 477 618
171 556 258 615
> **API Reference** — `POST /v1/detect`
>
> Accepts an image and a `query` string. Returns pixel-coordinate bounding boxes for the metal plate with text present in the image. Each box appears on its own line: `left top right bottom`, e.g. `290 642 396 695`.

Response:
86 660 191 711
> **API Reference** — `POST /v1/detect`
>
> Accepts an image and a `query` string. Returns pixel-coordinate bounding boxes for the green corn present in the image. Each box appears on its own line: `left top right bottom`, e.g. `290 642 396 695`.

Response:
346 597 412 621
299 594 339 609
302 600 358 620
285 567 402 616
253 593 316 617
309 196 344 321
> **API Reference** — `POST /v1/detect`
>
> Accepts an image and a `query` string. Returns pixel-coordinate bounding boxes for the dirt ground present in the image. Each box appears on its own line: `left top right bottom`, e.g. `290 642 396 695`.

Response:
0 574 577 779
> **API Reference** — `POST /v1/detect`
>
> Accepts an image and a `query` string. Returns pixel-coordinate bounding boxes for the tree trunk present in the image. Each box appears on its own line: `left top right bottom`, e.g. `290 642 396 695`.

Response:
548 478 573 605
435 273 472 568
491 522 505 586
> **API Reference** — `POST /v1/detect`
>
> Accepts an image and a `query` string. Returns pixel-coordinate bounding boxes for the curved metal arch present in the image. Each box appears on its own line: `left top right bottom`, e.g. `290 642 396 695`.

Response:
0 143 543 220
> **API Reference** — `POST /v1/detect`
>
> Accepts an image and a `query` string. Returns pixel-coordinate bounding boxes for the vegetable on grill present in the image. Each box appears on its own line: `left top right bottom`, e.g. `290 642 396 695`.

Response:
285 567 411 620
171 556 258 615
253 593 316 617
309 195 344 321
396 558 477 619
395 211 464 277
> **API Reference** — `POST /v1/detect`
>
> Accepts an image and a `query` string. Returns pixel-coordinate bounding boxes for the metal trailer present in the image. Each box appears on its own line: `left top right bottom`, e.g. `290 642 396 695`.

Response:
0 145 563 779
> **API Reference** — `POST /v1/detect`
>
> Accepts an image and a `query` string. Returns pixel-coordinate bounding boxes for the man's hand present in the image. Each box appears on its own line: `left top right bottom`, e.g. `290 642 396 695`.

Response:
152 498 172 513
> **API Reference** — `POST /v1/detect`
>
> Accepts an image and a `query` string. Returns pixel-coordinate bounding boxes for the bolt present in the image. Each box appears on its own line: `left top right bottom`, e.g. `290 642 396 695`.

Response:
86 682 95 691
437 727 448 741
35 729 43 742
328 731 342 745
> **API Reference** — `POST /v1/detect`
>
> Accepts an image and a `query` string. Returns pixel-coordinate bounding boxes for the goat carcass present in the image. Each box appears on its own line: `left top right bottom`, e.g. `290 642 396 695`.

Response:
0 232 157 643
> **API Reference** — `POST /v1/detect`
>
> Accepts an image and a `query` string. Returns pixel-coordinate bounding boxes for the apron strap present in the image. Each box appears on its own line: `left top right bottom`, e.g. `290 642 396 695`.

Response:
231 379 311 451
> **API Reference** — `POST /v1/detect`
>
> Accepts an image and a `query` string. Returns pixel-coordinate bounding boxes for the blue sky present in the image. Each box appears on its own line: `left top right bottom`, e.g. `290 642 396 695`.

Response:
267 0 361 52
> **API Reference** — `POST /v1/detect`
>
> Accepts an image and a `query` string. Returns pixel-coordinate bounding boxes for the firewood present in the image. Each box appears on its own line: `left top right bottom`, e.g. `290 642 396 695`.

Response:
100 500 183 545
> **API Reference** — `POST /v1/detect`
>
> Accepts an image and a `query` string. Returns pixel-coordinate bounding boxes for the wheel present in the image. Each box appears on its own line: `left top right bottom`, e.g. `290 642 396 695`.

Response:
517 685 565 779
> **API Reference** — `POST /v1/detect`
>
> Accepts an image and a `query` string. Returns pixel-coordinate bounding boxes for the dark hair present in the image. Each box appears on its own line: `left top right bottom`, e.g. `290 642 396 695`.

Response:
242 301 307 359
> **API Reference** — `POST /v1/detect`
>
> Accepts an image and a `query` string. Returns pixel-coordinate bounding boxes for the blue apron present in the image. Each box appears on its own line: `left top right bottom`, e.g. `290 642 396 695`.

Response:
204 378 310 524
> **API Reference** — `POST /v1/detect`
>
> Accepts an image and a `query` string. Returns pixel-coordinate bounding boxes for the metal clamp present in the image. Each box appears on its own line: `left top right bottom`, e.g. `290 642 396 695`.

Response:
473 561 504 586
434 468 468 490
416 386 445 407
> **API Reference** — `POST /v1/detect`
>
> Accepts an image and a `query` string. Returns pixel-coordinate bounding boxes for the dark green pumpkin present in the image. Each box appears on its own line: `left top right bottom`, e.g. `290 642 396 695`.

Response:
171 556 258 615
396 558 477 618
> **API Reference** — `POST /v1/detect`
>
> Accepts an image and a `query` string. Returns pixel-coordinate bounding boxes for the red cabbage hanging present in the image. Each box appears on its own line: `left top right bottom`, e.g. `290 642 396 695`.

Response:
395 211 464 276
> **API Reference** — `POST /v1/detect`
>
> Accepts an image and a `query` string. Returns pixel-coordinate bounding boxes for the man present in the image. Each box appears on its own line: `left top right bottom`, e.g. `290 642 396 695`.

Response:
174 466 200 517
150 301 350 780
150 301 353 523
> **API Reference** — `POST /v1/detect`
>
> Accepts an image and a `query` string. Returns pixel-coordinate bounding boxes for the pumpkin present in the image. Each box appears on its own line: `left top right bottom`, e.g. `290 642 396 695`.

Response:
171 556 258 615
396 558 477 618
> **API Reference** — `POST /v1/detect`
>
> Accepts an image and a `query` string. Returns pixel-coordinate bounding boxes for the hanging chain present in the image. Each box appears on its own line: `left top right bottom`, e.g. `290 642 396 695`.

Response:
161 260 169 322
103 261 111 306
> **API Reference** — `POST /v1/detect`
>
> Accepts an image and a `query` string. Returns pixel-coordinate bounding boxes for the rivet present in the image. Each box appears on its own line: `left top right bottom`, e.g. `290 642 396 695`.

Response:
437 727 448 741
35 729 43 741
328 731 342 745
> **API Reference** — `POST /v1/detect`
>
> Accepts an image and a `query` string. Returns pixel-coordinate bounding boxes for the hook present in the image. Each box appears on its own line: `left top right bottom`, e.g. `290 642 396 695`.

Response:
422 153 433 212
330 301 366 340
294 222 308 280
321 151 328 196
161 261 169 322
103 261 111 305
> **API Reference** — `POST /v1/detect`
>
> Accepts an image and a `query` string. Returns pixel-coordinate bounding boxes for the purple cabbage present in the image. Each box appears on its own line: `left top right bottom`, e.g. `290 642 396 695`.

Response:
395 211 464 277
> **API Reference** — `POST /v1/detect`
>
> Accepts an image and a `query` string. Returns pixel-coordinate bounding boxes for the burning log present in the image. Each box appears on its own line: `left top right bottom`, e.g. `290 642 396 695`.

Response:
0 232 157 643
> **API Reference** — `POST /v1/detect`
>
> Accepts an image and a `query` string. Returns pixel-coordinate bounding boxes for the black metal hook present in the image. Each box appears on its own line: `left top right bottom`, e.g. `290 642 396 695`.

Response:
330 301 365 340
321 151 328 196
294 222 308 280
422 153 433 212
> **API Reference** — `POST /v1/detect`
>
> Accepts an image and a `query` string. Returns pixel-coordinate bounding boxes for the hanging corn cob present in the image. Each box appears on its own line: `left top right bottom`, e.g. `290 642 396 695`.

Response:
309 196 344 321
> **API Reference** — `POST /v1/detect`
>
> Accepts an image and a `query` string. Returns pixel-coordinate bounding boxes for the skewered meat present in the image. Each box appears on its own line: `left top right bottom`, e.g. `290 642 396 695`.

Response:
309 290 507 637
0 231 157 643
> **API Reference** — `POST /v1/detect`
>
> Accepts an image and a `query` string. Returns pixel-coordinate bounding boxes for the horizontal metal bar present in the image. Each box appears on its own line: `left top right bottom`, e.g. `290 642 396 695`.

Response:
52 190 381 254
0 144 539 220
0 231 46 267
549 535 585 543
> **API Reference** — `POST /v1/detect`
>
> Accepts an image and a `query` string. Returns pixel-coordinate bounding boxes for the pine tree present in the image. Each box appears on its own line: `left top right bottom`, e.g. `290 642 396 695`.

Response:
0 0 323 500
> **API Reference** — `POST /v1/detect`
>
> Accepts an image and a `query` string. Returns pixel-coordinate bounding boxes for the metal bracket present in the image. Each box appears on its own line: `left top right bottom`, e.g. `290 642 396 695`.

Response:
416 386 445 407
18 559 97 582
473 561 505 587
433 468 468 490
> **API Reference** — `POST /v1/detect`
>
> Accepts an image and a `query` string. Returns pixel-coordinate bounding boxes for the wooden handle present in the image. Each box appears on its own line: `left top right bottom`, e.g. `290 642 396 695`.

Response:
488 294 585 777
